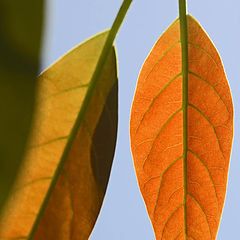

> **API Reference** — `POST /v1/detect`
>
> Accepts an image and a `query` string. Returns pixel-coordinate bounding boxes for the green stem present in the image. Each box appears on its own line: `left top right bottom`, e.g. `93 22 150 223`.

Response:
105 0 133 52
179 0 188 239
28 1 132 239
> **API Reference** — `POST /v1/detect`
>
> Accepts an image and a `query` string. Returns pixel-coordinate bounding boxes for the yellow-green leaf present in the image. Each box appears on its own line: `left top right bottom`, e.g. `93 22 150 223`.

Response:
0 31 118 240
0 0 44 210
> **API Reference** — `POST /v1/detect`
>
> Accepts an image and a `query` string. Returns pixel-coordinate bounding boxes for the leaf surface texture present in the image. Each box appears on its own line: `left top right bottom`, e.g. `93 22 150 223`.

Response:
0 31 118 240
130 16 233 240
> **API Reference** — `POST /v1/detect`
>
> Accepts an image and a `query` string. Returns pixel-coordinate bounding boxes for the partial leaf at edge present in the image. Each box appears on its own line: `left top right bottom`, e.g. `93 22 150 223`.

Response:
0 0 44 210
0 31 118 240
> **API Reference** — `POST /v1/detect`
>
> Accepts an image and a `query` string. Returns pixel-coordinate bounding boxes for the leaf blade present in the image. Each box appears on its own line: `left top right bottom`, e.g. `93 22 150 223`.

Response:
0 31 118 240
130 15 233 240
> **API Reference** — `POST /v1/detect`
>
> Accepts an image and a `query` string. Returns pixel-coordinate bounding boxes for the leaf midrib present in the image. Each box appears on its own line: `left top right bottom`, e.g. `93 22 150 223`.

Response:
179 0 188 239
28 1 132 239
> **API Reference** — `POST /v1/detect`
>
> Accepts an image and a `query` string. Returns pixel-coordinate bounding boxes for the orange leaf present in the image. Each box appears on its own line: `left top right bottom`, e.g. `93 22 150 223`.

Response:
130 15 233 240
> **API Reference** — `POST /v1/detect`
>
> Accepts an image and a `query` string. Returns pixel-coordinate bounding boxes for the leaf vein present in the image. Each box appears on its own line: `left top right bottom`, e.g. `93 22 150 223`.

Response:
142 108 182 171
141 41 181 85
188 103 226 164
189 71 230 116
187 193 212 239
136 72 182 134
153 156 183 219
29 136 68 149
161 204 183 240
188 149 219 210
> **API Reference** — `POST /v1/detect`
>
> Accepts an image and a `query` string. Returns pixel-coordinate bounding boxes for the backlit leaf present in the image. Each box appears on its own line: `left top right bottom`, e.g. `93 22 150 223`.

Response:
0 31 118 240
130 15 233 239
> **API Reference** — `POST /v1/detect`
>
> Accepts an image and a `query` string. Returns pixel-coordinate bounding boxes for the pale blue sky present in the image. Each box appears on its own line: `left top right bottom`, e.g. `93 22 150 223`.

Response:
42 1 240 239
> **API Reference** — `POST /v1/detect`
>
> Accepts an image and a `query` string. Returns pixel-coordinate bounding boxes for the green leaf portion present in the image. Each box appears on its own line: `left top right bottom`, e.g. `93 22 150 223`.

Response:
0 31 118 240
0 0 44 210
